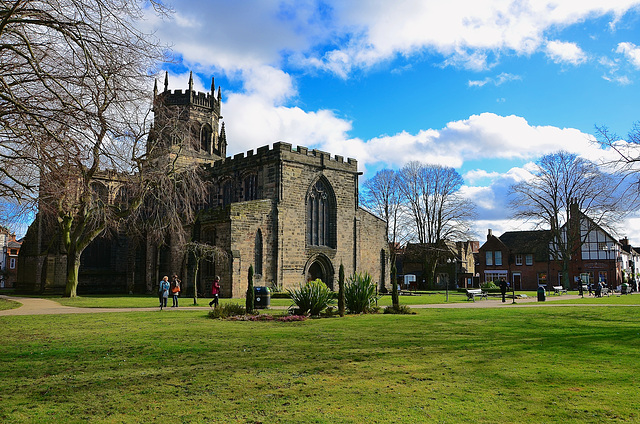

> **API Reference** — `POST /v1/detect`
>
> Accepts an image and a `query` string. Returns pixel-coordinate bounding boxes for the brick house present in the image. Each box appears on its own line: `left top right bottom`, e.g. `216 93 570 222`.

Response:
478 229 560 290
399 240 478 290
478 204 635 291
0 228 21 288
17 73 389 296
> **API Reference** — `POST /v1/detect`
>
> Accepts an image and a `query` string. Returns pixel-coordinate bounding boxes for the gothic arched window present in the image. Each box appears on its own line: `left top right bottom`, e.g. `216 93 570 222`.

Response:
222 180 233 206
255 229 263 275
306 178 336 248
200 124 212 152
244 174 258 201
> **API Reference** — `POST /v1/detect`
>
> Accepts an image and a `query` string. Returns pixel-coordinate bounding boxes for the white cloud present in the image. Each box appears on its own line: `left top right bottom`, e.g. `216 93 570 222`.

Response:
469 72 521 87
222 92 355 156
545 40 588 65
147 1 640 77
602 74 632 85
463 169 502 184
616 41 640 68
336 113 606 170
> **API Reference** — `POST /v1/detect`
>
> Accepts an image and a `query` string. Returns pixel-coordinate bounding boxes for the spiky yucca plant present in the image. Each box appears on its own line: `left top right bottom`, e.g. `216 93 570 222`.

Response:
287 279 334 316
345 271 379 314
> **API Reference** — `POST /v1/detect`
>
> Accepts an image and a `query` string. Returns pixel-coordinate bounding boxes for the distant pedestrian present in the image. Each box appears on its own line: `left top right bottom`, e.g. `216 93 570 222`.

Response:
158 276 170 309
209 276 220 308
499 278 508 303
578 278 583 296
170 275 181 307
595 281 602 298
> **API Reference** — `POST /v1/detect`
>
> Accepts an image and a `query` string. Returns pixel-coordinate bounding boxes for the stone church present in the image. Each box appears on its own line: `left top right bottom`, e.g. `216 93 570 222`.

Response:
17 74 389 298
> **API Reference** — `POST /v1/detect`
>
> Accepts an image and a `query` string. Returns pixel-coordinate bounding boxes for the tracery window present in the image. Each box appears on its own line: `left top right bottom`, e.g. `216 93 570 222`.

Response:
222 181 233 206
200 124 212 152
244 174 258 201
306 178 336 248
255 229 263 275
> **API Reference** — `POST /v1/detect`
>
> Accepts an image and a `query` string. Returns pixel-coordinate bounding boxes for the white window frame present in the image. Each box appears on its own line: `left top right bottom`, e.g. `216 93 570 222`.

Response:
485 251 493 266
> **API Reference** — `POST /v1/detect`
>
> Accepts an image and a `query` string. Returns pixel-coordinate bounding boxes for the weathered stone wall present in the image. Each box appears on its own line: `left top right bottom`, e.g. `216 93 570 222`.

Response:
356 208 389 289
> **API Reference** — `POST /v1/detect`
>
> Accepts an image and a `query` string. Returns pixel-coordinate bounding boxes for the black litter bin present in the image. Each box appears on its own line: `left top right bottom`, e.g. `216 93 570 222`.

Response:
254 286 271 309
537 286 546 302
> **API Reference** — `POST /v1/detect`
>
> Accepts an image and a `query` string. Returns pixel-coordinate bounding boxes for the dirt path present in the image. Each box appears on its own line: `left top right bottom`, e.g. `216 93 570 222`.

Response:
2 293 634 316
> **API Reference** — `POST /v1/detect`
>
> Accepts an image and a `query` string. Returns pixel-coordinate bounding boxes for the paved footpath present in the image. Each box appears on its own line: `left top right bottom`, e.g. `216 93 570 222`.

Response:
1 293 637 316
0 295 214 316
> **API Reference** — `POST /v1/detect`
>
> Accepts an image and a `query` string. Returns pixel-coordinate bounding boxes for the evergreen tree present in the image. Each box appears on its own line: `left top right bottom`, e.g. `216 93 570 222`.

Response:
391 262 399 309
338 264 345 317
246 265 255 313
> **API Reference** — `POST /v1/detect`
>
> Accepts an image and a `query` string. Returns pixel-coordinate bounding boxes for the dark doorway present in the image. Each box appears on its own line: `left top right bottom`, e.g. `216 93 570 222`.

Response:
306 256 334 290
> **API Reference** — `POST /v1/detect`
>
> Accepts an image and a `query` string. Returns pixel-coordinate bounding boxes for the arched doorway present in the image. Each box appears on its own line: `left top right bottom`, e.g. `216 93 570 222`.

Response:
305 255 334 290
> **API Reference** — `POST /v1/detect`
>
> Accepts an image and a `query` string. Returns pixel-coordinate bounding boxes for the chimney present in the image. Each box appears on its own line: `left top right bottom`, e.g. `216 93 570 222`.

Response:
620 237 629 247
487 229 493 240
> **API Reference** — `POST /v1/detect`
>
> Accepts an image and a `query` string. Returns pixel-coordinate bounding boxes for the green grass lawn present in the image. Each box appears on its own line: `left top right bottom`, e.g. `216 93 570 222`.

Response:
0 298 20 311
43 291 640 309
1 306 638 423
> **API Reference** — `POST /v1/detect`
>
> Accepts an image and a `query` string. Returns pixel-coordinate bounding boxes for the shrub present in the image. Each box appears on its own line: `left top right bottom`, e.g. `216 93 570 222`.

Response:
345 271 380 314
287 279 334 316
481 281 498 290
208 303 246 319
383 305 416 315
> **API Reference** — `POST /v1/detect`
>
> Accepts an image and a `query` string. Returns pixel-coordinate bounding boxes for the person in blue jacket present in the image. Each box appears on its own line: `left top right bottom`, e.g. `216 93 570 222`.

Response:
158 276 170 309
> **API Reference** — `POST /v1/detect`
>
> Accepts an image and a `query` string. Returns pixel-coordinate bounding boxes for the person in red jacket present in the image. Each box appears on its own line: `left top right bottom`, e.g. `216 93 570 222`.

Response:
209 276 220 308
170 275 181 307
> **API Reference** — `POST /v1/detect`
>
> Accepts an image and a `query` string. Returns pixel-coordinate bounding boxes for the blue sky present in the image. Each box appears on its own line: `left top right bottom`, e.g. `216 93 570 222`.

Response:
143 0 640 243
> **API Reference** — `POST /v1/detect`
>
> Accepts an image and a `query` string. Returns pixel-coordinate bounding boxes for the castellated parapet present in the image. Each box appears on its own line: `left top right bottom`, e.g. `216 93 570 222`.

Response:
206 142 358 174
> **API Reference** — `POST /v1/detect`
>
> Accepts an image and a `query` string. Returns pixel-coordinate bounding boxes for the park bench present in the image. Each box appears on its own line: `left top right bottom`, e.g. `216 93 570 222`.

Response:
465 288 488 301
552 286 567 295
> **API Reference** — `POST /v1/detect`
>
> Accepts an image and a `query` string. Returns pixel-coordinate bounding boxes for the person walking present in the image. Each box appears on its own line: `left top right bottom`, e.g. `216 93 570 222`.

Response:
158 276 170 309
499 278 508 303
170 275 181 307
209 276 220 308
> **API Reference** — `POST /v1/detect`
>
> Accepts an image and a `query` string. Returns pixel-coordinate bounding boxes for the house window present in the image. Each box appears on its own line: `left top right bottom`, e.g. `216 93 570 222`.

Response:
525 254 533 265
515 254 522 265
254 230 263 275
485 251 493 266
537 272 547 286
306 178 336 248
9 258 15 269
494 251 502 266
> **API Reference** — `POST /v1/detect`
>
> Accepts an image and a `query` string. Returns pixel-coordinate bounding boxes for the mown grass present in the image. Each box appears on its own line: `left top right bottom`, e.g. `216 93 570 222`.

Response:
0 297 20 311
44 291 640 309
1 306 638 423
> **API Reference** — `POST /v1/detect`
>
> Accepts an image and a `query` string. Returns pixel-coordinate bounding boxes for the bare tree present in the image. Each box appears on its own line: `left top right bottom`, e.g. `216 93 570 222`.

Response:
0 1 212 297
361 169 404 248
1 0 167 200
185 242 227 305
397 162 475 288
595 124 640 194
510 151 629 288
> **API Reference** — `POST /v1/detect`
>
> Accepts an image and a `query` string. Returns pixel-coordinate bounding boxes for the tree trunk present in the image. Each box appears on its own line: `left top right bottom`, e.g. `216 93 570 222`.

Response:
64 251 81 298
192 260 199 305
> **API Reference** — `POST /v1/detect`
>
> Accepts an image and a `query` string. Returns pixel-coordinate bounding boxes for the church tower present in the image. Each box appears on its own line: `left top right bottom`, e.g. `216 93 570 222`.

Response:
149 71 226 164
